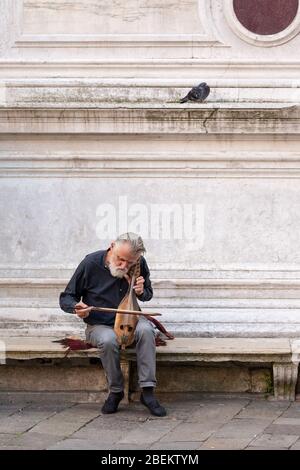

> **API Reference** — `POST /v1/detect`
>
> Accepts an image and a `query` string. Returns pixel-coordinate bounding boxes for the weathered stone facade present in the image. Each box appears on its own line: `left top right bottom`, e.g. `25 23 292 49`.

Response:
1 0 300 339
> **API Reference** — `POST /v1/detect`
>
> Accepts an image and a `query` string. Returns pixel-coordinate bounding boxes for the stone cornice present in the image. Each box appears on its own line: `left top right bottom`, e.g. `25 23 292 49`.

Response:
1 60 300 80
0 105 299 134
1 277 300 289
2 150 300 178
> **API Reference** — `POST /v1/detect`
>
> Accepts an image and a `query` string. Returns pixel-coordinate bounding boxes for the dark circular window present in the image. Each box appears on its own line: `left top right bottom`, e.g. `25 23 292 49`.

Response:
233 0 299 35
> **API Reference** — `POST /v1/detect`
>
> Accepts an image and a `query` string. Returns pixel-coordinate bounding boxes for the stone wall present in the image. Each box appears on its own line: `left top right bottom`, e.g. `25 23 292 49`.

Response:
1 0 300 338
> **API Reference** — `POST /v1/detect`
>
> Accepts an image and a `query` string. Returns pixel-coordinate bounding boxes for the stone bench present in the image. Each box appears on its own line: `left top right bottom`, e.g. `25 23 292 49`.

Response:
1 337 299 402
127 338 300 401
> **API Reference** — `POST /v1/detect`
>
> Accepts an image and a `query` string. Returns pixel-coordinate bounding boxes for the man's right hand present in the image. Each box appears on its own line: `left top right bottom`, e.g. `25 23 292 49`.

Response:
74 301 90 318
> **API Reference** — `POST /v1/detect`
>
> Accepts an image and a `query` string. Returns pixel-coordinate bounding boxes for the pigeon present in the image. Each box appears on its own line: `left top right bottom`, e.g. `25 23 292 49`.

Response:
180 82 210 103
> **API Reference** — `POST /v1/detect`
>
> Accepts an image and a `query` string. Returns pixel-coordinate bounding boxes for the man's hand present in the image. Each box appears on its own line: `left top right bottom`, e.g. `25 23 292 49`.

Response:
134 276 145 296
74 301 90 318
124 275 144 296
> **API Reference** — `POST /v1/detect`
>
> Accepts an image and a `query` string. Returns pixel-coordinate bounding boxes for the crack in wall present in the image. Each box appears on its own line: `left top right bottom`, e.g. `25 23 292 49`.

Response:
202 107 218 133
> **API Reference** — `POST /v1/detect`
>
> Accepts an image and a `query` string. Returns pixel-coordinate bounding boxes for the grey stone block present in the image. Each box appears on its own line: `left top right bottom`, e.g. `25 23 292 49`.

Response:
200 437 252 450
4 432 64 450
289 438 300 450
110 444 152 450
235 401 290 419
72 428 127 444
150 441 201 450
77 416 140 432
264 424 300 435
159 423 217 443
273 417 300 425
47 439 116 450
249 433 298 449
118 420 180 445
280 404 300 418
0 415 50 434
0 433 18 447
214 418 270 438
185 401 249 423
246 446 287 450
28 405 102 436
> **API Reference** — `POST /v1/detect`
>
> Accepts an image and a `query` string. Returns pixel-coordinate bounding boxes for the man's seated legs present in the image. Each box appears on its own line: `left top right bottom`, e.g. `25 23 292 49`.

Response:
86 324 124 413
85 320 166 416
135 317 167 417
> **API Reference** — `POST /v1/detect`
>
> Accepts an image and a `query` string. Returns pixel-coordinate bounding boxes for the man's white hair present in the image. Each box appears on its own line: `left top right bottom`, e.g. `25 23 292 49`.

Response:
115 232 146 256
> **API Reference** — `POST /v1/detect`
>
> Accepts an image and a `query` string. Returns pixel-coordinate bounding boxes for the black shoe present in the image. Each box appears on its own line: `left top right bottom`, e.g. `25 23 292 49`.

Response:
140 393 167 417
101 391 124 414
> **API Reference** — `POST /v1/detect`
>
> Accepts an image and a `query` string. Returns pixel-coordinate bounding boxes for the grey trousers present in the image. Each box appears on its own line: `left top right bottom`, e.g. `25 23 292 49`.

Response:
85 317 157 393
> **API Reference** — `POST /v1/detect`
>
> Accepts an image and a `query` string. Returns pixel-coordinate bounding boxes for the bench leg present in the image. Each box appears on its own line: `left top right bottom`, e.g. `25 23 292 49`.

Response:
273 362 299 401
120 358 131 404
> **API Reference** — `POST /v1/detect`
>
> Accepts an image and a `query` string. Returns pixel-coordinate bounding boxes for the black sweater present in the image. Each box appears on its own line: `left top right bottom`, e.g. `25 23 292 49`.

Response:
59 249 153 326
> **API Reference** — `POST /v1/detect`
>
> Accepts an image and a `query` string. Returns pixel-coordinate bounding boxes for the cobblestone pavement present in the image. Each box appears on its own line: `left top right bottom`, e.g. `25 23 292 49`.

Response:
1 395 300 450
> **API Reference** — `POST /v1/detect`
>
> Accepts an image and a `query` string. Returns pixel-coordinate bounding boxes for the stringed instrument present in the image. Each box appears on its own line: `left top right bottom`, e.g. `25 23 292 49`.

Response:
113 260 141 349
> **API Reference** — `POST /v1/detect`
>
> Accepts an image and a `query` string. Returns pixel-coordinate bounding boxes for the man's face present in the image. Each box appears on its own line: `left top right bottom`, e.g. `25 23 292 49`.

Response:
108 242 140 278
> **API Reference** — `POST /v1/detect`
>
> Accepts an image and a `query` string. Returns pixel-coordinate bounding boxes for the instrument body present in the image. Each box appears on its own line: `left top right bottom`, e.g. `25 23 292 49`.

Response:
114 261 141 349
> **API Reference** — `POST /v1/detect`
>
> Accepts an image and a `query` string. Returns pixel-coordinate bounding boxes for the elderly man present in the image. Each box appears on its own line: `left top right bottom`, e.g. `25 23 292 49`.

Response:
59 232 166 417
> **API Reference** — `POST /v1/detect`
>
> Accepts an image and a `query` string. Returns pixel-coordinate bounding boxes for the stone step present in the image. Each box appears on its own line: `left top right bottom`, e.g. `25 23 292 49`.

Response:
1 307 300 338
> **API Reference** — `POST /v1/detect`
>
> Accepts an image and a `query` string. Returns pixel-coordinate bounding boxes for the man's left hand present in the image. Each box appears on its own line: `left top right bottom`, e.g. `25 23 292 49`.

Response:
124 274 144 296
134 276 145 296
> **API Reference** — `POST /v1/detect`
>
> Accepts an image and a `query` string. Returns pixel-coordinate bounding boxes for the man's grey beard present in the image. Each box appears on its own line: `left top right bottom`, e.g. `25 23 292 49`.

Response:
108 263 128 278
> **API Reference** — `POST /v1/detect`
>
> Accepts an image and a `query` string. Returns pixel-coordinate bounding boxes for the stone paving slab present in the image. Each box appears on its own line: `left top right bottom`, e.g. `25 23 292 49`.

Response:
185 400 250 423
0 407 24 419
2 432 63 450
0 396 300 450
159 422 217 443
247 446 288 450
150 441 201 450
0 433 18 447
213 418 271 439
200 437 252 450
74 416 138 432
72 427 133 444
290 439 300 450
108 444 153 451
264 424 300 435
27 405 101 436
118 420 180 445
25 404 73 413
48 439 123 450
106 406 150 422
27 419 87 437
235 401 290 420
273 417 300 425
280 404 300 419
249 433 299 449
0 405 23 413
0 413 53 434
